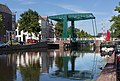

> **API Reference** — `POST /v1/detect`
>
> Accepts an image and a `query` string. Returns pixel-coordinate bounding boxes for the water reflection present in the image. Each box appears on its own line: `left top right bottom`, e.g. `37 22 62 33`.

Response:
0 47 107 81
50 50 96 80
0 54 16 81
17 52 40 81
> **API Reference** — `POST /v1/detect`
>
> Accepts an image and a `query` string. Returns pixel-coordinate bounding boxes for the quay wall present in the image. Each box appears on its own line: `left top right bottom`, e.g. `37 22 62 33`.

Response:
0 42 48 51
96 52 116 81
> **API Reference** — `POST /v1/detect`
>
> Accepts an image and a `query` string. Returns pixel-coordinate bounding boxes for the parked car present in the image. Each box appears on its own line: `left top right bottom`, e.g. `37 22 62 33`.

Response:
19 41 25 45
0 41 9 47
27 39 38 43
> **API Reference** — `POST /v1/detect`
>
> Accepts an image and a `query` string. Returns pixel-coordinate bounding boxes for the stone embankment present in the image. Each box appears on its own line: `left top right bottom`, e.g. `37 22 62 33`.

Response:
97 52 116 81
0 42 48 52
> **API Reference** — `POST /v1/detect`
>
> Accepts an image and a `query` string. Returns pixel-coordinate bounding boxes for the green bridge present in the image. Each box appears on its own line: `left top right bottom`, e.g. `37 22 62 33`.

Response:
48 13 97 42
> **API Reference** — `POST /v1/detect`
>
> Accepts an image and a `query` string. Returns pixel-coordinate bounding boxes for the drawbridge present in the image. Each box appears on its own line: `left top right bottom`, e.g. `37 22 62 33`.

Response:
48 13 97 42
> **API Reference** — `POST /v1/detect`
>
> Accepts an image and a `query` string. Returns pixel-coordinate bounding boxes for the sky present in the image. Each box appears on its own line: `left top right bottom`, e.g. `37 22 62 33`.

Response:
0 0 119 35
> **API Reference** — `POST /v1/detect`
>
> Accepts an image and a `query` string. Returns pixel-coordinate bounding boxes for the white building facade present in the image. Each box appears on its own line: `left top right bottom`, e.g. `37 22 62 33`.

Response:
40 16 55 42
15 16 55 43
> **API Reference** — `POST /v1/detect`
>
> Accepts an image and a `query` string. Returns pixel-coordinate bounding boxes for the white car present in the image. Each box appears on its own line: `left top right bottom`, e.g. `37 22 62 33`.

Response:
0 41 9 47
101 47 114 52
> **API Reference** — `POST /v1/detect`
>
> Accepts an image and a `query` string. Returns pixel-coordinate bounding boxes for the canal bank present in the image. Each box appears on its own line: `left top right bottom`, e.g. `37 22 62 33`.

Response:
0 42 48 51
97 52 116 81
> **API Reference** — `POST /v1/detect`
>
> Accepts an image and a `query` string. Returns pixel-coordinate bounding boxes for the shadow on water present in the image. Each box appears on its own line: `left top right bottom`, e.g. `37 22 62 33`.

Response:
50 46 96 80
0 54 16 81
0 46 107 81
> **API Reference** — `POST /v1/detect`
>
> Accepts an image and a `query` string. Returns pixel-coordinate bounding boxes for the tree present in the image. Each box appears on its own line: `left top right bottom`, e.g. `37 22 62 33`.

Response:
110 3 120 37
19 60 40 81
0 15 3 41
55 22 63 37
18 9 40 37
0 15 2 30
55 56 63 72
68 27 80 38
55 21 92 38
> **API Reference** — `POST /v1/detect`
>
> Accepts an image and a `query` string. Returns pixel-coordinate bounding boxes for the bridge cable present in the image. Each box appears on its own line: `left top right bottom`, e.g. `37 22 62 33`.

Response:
92 19 96 41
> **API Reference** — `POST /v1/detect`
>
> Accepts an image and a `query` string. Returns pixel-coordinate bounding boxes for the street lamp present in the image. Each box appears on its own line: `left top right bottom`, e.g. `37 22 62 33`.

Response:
39 31 41 42
10 31 12 46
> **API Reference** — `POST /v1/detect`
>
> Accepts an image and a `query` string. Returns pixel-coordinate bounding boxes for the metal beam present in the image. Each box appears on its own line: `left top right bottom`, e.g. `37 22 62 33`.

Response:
62 16 68 40
48 13 95 21
71 20 75 41
48 13 95 40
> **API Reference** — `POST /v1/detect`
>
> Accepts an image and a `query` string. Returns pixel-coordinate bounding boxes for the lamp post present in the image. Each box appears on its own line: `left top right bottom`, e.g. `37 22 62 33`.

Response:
10 31 12 46
39 31 41 42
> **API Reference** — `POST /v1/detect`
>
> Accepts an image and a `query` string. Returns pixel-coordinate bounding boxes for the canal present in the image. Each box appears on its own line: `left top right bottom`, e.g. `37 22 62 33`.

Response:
0 47 107 81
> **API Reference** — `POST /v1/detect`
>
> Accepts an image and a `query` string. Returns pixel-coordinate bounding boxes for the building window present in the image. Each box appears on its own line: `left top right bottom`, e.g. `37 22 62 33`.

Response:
18 31 21 35
15 31 17 35
12 15 15 22
18 37 21 42
12 15 15 19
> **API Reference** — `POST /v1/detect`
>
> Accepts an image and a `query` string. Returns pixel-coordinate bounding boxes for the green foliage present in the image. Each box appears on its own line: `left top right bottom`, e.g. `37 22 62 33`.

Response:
0 15 3 31
115 6 120 12
55 56 63 71
77 30 91 38
6 40 20 45
19 9 40 35
68 27 80 38
55 22 63 37
55 21 92 38
19 60 40 81
0 15 4 40
110 4 120 37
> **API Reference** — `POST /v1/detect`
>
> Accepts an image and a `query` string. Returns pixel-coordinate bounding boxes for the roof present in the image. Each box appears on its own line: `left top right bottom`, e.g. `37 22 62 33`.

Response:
0 4 12 14
41 16 48 21
39 16 48 21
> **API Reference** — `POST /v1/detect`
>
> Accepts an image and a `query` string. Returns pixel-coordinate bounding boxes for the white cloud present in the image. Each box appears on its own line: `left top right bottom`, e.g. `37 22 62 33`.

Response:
13 0 36 5
45 2 110 17
12 8 24 12
45 2 111 34
59 4 110 16
46 12 59 16
17 0 24 1
112 10 118 15
21 1 36 5
45 2 86 13
57 4 89 13
94 12 109 15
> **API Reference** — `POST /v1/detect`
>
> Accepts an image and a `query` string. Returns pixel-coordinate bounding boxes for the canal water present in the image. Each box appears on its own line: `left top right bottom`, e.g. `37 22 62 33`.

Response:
0 47 107 81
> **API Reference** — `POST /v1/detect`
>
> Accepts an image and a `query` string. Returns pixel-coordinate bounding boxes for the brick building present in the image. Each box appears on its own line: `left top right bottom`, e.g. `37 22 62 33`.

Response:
0 4 16 42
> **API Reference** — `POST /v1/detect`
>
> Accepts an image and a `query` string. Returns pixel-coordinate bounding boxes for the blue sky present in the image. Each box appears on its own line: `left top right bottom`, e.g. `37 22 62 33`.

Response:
0 0 119 35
